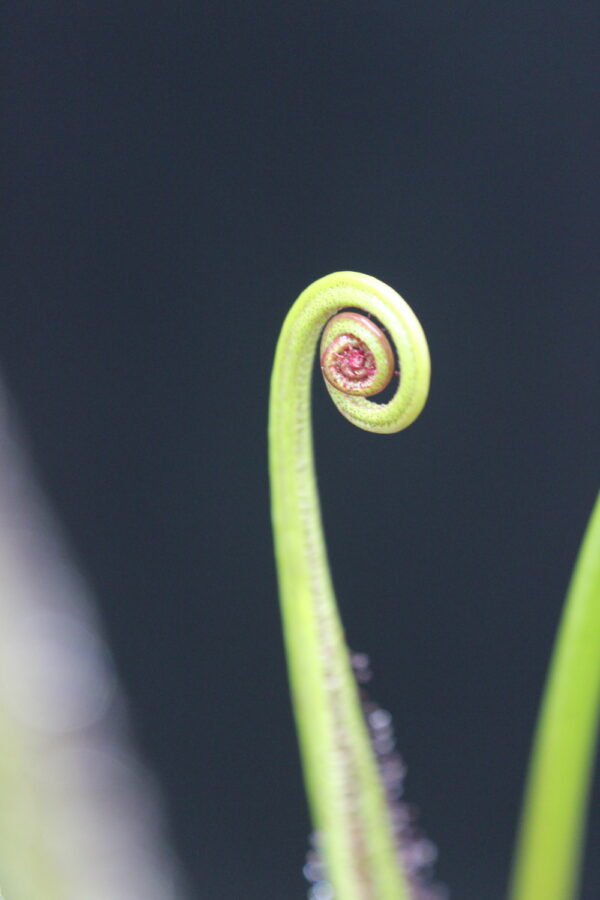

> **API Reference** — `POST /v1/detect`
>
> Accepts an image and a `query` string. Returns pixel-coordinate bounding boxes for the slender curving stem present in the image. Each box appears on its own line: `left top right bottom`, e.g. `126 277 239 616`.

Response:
509 492 600 900
268 272 430 900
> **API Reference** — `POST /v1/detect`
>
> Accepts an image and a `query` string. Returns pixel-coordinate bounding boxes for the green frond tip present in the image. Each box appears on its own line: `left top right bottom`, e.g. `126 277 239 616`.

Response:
509 491 600 900
268 272 431 899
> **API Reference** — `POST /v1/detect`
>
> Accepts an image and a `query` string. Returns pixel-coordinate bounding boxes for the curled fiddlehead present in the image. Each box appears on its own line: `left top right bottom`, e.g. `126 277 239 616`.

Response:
268 272 430 900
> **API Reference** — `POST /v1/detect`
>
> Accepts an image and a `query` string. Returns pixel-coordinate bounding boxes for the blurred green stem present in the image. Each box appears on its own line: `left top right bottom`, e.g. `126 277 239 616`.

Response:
509 492 600 900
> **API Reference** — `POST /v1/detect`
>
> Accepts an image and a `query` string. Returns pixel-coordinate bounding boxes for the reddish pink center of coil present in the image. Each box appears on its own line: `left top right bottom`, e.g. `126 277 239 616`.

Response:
336 341 376 382
322 334 378 394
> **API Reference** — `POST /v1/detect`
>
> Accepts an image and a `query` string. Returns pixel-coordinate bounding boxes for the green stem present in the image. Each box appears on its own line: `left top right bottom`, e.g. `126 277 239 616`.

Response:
509 492 600 900
268 272 430 899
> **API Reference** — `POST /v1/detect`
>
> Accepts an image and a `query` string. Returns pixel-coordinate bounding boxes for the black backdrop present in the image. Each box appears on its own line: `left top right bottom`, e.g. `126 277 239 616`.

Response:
4 2 599 898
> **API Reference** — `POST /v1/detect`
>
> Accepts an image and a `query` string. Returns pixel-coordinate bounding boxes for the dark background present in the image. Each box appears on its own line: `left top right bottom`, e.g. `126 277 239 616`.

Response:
4 2 599 898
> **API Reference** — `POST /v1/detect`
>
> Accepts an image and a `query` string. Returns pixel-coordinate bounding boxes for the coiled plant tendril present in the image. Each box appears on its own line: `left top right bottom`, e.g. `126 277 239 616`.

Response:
268 272 430 900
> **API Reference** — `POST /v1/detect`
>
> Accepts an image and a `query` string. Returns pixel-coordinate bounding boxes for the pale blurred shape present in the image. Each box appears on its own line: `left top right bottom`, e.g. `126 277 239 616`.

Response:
309 881 334 900
1 612 115 732
0 386 190 900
